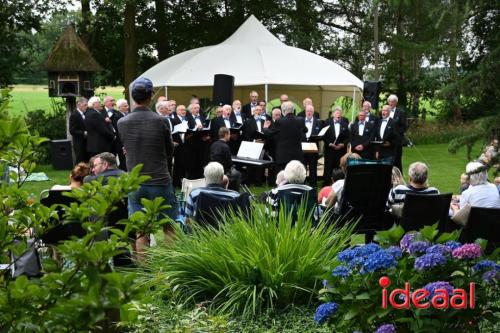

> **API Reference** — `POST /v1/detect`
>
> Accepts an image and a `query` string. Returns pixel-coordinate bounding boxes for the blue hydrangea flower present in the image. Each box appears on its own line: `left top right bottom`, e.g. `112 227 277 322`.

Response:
337 248 357 263
361 250 397 273
408 241 430 255
332 265 351 278
375 323 396 333
322 279 328 288
414 253 447 271
473 260 500 273
423 281 454 298
356 243 382 257
314 302 339 324
444 240 462 250
425 244 452 256
482 270 500 284
386 246 403 259
348 256 365 268
400 232 421 252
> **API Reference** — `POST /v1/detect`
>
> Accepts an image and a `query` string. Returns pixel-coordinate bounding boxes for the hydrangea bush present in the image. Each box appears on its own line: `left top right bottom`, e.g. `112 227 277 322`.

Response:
315 223 500 332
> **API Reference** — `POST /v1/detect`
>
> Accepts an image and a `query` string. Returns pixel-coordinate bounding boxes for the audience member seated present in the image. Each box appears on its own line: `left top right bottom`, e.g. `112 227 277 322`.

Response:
391 166 405 188
318 169 344 205
325 153 361 212
387 162 439 217
451 161 500 225
459 173 470 194
268 160 318 223
50 163 90 191
185 162 240 221
83 152 125 184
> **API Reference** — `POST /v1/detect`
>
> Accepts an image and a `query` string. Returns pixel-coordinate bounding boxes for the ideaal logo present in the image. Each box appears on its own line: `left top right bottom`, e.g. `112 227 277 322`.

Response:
379 276 475 309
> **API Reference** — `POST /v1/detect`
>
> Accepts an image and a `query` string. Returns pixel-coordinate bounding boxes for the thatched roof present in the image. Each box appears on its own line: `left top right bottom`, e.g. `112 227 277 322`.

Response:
42 25 103 72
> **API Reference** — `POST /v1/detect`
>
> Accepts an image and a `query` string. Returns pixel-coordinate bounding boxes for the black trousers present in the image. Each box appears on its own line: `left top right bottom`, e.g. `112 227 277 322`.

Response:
303 153 319 187
323 147 346 186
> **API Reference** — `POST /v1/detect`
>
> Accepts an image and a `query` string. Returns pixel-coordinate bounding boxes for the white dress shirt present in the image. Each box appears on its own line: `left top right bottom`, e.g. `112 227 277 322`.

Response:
234 112 243 124
358 121 365 136
77 109 85 120
255 117 262 132
223 117 231 128
305 118 313 138
334 120 340 139
380 118 388 138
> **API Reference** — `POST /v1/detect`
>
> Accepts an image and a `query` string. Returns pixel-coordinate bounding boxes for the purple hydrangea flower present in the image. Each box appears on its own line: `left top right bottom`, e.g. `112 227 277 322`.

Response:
400 232 420 252
386 246 403 259
408 241 430 255
332 265 351 278
452 243 481 259
482 270 500 284
473 260 500 273
444 240 462 250
314 302 339 324
423 281 454 298
361 250 397 273
375 323 396 333
414 253 447 271
425 244 452 256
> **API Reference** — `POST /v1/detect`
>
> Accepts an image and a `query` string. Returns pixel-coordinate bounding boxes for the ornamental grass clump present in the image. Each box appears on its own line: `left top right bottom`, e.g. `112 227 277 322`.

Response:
315 223 500 332
140 204 354 317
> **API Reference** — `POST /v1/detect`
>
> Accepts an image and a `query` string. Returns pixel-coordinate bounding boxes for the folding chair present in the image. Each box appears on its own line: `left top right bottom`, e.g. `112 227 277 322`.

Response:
277 186 318 226
460 207 500 254
400 193 452 232
337 163 393 242
195 191 251 228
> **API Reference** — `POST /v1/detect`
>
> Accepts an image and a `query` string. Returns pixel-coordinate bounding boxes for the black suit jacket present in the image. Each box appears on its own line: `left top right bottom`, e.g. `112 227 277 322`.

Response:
210 139 233 173
230 111 247 125
265 114 307 164
212 116 237 139
391 107 407 136
323 118 350 146
350 121 375 152
69 111 86 144
375 118 400 158
85 108 115 154
242 117 265 141
186 113 207 129
241 103 257 119
304 117 323 141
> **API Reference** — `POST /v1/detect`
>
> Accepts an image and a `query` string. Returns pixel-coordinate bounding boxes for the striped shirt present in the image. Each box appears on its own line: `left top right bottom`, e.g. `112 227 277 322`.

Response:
388 184 439 206
185 184 240 218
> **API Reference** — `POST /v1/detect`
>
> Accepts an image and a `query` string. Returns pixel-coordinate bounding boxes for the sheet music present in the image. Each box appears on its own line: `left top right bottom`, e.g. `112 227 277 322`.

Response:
317 125 330 137
237 141 264 159
172 122 188 134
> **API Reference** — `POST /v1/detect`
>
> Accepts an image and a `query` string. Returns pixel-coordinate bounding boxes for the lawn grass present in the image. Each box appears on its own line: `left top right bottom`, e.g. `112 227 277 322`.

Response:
8 84 125 116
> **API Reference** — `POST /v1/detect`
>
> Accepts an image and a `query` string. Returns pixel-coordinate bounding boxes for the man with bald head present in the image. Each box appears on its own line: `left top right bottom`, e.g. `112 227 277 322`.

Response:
297 97 320 118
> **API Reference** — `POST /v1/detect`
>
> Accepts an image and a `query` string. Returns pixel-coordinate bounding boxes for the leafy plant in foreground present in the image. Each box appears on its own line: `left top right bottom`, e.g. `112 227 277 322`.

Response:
140 205 355 317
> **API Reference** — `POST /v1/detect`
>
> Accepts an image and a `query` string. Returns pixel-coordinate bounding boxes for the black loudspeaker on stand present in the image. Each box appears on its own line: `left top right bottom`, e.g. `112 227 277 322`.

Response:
51 139 73 170
363 81 382 110
213 74 234 106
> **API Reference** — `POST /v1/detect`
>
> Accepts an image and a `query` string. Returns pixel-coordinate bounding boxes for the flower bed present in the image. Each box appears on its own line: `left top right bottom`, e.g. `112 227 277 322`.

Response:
315 224 500 332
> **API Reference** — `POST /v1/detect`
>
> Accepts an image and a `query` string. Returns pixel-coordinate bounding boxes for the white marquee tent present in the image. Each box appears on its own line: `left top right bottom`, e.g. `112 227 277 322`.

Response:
140 15 363 117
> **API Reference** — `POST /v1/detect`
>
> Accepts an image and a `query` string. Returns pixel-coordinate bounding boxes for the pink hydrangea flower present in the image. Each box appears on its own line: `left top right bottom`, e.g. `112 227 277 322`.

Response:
452 243 481 259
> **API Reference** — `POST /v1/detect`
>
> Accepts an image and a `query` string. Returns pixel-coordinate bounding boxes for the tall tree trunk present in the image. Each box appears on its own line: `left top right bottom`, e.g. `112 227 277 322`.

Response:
80 0 91 46
154 0 169 61
449 0 462 122
123 0 137 99
395 1 407 109
373 0 379 80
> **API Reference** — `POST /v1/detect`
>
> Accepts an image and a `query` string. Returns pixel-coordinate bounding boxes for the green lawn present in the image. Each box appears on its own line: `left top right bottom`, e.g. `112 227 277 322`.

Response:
8 84 125 116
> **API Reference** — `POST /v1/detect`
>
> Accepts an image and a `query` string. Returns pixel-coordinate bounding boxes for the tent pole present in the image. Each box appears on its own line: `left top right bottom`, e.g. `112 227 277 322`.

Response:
165 86 168 99
264 84 268 103
351 88 356 123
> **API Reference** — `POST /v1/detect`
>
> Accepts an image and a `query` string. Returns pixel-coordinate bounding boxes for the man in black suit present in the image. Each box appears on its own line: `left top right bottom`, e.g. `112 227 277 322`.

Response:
362 100 378 125
241 90 259 119
212 104 241 155
185 103 211 179
156 100 175 175
69 97 89 164
105 96 127 171
388 94 408 171
302 105 323 187
231 99 247 125
296 97 320 119
375 105 400 162
241 105 269 185
171 104 190 187
264 101 307 171
350 110 375 159
85 96 115 158
322 107 350 185
210 127 241 191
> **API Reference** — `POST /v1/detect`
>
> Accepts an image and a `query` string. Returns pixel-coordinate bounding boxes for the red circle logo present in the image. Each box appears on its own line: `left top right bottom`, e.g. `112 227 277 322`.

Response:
379 276 391 288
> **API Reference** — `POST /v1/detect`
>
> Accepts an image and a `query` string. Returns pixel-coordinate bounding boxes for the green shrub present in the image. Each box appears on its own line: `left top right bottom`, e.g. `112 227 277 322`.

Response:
407 120 478 145
140 206 355 317
24 99 66 164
